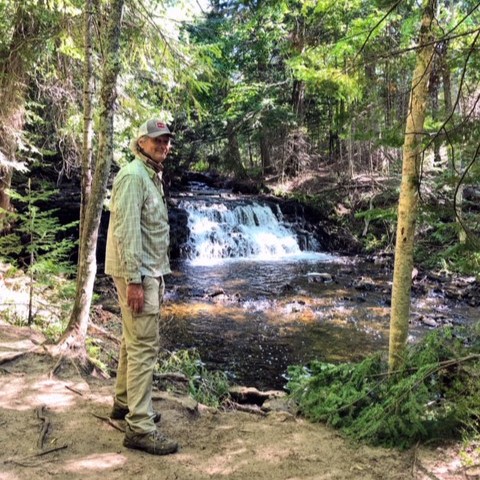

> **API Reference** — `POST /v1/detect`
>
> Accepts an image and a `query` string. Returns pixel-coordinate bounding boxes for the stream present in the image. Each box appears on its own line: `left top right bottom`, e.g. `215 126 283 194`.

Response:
159 190 477 390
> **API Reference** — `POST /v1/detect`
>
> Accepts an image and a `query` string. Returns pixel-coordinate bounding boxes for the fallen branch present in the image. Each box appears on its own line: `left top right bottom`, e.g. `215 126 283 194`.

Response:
36 405 50 450
225 401 267 416
2 444 68 467
92 413 125 432
87 323 121 344
65 385 83 396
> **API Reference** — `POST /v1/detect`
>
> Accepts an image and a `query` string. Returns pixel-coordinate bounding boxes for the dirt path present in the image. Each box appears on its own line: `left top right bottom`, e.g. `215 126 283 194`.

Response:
0 322 472 480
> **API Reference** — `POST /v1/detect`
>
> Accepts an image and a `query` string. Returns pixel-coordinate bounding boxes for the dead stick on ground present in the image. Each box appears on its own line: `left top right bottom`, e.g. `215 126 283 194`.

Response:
92 413 126 432
36 405 50 450
226 401 267 416
3 444 68 467
49 355 63 378
65 385 83 396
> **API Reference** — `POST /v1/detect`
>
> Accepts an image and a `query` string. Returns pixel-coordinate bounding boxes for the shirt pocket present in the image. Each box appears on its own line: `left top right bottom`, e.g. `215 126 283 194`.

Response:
142 189 167 227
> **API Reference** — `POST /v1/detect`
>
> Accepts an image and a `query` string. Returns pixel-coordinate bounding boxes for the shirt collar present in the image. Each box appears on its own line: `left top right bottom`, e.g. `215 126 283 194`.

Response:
129 138 164 179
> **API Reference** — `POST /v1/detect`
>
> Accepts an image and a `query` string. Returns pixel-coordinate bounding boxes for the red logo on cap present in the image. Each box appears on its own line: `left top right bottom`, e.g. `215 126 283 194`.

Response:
156 122 166 128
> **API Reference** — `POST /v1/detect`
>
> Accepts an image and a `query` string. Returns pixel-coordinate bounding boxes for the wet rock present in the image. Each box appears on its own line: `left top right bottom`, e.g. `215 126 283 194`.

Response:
283 302 307 314
421 317 438 328
229 386 286 406
306 272 333 283
262 397 297 413
279 283 295 294
351 276 377 291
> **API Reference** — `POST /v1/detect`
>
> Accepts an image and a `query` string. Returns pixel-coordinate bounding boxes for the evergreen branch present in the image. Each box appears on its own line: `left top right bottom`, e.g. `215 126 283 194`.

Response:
347 25 480 73
422 29 480 155
353 0 403 62
452 142 480 248
369 354 480 379
326 354 480 420
441 1 480 39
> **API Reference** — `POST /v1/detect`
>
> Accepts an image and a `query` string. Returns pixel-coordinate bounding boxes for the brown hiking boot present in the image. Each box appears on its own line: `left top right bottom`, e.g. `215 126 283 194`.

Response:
123 428 178 456
110 403 161 423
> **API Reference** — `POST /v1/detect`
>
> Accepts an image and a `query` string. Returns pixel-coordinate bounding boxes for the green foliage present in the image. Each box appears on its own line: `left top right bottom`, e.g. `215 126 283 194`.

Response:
86 338 109 373
287 327 480 448
0 180 77 324
156 349 230 408
0 181 77 279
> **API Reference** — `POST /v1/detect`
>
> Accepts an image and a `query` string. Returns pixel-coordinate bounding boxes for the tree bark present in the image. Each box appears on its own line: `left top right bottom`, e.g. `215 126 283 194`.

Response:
388 0 436 372
59 0 125 356
291 16 305 124
259 132 272 175
225 121 247 179
79 0 95 255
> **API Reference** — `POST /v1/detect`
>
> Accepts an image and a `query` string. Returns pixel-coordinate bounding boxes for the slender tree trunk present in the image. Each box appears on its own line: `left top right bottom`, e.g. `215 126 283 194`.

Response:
260 132 271 175
226 121 247 179
59 0 125 356
291 16 306 124
439 36 466 244
388 0 436 372
429 54 442 164
79 0 95 255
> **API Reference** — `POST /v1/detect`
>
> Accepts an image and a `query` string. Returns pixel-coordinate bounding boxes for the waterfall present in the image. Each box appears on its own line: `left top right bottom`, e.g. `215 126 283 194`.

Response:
178 198 320 263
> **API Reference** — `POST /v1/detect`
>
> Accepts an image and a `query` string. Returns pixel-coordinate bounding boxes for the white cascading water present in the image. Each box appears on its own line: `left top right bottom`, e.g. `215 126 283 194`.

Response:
179 199 320 264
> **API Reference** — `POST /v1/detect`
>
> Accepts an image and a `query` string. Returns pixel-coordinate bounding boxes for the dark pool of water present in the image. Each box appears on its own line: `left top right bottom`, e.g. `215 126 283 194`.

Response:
161 255 475 390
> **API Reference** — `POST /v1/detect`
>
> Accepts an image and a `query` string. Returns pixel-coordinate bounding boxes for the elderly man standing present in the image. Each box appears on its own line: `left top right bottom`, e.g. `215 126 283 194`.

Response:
105 117 178 455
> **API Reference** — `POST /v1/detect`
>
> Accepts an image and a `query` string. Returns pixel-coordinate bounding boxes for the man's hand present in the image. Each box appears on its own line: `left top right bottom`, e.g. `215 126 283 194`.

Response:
127 283 144 313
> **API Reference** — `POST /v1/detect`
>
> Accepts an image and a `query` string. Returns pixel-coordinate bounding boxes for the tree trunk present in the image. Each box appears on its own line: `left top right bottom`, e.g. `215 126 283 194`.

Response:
429 53 442 164
225 122 247 179
388 0 436 372
259 132 271 175
291 16 305 124
59 0 125 357
439 37 466 244
79 0 95 255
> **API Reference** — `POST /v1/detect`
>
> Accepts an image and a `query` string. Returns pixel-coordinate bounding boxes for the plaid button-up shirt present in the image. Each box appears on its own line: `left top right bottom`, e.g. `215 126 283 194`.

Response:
105 155 171 283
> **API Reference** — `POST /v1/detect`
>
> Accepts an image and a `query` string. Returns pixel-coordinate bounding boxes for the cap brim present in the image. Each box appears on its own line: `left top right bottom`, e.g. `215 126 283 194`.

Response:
147 131 175 138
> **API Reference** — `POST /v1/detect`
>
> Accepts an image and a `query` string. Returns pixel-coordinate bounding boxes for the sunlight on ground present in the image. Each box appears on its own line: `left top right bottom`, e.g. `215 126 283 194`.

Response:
0 472 19 480
88 391 114 408
62 453 127 473
0 376 79 411
203 446 250 475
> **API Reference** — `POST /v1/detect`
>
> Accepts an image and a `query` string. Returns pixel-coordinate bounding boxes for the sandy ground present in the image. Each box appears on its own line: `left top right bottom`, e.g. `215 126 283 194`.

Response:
0 322 476 480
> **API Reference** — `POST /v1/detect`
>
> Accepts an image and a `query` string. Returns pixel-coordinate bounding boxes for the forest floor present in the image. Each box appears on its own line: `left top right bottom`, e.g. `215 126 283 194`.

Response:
0 319 478 480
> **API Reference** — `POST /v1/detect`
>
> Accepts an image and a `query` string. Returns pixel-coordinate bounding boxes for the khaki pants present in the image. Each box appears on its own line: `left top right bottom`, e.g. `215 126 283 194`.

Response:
113 276 164 434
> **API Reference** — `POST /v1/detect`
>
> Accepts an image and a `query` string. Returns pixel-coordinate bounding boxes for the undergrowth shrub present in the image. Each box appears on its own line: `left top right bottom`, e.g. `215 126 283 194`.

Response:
156 349 230 408
287 326 480 448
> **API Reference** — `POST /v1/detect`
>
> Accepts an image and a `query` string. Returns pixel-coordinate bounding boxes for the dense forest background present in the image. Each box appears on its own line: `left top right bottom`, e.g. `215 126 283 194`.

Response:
1 0 479 277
